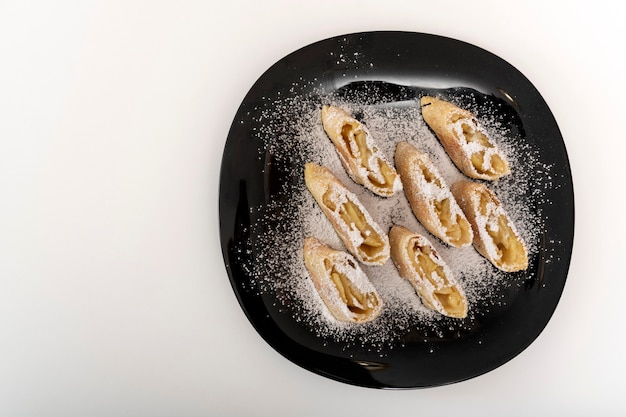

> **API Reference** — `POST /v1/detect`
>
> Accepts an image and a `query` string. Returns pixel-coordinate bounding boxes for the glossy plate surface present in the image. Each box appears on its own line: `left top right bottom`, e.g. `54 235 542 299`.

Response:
219 31 574 388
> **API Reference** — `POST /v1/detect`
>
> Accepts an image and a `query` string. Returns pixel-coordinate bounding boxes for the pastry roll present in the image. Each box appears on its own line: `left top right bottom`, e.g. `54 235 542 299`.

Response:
304 162 390 265
303 237 383 323
420 96 510 180
389 225 468 318
395 142 473 247
321 105 401 197
451 181 528 272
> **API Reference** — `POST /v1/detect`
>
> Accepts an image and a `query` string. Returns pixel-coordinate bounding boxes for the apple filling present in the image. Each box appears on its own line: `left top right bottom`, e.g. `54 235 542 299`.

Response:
452 116 509 177
477 187 527 268
416 159 442 188
432 197 472 246
340 122 397 190
322 191 384 256
487 214 527 267
408 240 465 317
324 259 379 315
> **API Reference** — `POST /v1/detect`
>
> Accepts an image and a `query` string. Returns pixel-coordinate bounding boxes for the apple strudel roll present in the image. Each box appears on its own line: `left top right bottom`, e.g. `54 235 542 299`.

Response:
321 105 401 197
389 225 468 318
304 162 390 265
303 237 383 323
395 142 473 247
451 181 528 272
420 96 510 180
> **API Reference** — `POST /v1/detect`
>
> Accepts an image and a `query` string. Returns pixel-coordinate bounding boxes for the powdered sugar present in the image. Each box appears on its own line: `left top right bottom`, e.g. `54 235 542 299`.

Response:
233 85 552 353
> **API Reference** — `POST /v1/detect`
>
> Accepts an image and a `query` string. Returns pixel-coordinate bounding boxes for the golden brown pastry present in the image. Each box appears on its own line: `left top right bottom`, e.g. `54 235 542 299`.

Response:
395 142 473 247
303 237 383 323
304 162 390 265
420 96 510 180
321 105 401 197
451 181 528 272
389 225 468 318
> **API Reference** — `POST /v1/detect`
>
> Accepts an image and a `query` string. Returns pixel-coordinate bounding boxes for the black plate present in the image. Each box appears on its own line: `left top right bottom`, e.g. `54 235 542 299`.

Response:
219 31 574 388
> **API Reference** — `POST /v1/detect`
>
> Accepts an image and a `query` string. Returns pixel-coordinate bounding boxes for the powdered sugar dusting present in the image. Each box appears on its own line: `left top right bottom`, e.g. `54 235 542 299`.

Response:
234 84 553 353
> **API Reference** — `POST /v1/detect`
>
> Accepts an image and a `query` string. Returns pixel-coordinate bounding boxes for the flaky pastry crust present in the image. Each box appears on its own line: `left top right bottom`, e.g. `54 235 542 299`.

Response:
304 162 390 265
395 141 473 247
303 237 383 323
389 225 468 318
451 181 528 272
420 96 510 180
321 105 401 197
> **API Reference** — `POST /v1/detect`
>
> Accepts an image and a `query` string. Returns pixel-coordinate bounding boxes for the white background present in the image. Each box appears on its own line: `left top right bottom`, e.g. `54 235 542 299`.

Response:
1 1 624 416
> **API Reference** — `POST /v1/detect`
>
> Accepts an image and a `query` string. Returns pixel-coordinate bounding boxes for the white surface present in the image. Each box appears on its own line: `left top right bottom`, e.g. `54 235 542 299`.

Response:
1 1 624 416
